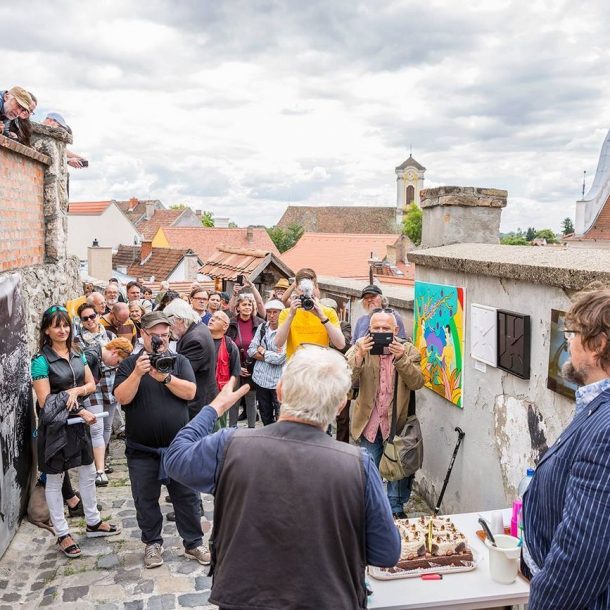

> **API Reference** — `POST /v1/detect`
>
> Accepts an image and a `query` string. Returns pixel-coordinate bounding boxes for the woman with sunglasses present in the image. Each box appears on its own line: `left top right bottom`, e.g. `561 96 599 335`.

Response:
31 305 120 558
226 294 264 427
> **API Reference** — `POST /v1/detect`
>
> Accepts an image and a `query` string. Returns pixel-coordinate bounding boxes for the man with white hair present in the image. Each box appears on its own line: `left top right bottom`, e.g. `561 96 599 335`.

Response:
104 283 120 314
164 348 401 610
87 292 107 316
163 298 217 420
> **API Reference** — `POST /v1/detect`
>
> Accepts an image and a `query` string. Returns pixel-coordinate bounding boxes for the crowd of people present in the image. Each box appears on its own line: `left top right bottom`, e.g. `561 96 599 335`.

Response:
30 270 610 609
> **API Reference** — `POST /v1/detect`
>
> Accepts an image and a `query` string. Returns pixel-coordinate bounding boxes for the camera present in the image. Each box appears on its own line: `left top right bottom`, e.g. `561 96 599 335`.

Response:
149 335 176 374
369 331 394 355
299 278 315 311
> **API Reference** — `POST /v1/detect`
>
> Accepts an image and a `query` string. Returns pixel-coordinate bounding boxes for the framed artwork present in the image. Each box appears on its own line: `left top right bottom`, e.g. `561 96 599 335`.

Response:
547 309 576 400
471 304 497 366
497 310 531 379
414 281 465 408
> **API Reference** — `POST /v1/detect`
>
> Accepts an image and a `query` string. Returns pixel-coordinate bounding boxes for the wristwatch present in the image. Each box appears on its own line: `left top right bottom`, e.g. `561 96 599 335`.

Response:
162 374 172 385
320 317 330 324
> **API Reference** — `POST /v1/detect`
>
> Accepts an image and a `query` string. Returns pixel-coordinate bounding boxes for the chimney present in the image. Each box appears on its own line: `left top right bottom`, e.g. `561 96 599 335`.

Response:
141 240 153 260
128 197 139 211
88 244 112 281
184 249 199 281
246 226 254 245
145 201 155 221
420 186 508 248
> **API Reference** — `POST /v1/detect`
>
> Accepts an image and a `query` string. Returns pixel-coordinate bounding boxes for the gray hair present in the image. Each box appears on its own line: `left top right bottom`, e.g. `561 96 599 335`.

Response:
87 291 104 305
280 347 352 429
163 298 201 325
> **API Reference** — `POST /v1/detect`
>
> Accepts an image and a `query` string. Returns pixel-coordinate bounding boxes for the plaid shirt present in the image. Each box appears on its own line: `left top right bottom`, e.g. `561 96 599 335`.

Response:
247 324 286 389
84 365 118 411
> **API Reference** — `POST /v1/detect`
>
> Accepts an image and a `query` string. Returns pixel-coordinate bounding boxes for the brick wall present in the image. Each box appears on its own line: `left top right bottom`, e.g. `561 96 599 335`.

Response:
0 136 49 271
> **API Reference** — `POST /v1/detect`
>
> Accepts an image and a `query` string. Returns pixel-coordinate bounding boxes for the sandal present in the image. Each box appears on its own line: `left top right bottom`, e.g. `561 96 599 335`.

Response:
67 498 84 518
58 534 81 558
86 520 121 538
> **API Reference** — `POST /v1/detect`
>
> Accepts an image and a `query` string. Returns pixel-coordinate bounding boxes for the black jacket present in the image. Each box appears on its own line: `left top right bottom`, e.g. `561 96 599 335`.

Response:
176 321 217 419
37 392 93 474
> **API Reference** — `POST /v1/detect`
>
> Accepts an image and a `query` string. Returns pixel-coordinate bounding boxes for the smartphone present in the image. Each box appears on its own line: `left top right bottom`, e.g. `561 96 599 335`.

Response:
236 274 244 285
370 332 393 355
80 159 89 167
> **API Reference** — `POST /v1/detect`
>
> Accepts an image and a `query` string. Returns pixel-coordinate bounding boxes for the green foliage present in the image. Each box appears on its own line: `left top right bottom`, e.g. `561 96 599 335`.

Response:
169 203 188 210
266 223 304 253
561 217 574 235
200 211 215 227
228 221 238 228
534 228 558 243
500 234 530 246
525 227 537 242
402 203 422 246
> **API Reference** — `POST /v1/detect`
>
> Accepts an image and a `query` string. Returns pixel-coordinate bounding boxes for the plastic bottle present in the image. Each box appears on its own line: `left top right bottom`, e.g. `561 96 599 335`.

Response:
517 468 535 498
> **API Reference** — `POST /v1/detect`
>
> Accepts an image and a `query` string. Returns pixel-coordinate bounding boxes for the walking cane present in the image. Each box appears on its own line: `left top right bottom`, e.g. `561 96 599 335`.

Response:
433 427 465 516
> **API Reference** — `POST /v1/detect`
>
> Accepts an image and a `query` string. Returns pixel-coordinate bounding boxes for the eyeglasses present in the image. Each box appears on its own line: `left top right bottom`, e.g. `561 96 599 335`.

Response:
191 297 208 301
45 305 68 315
371 307 394 314
143 330 170 339
80 313 98 322
563 329 580 341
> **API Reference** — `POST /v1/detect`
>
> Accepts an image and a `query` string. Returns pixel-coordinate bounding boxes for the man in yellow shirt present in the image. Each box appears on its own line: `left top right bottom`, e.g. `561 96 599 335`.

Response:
275 268 345 358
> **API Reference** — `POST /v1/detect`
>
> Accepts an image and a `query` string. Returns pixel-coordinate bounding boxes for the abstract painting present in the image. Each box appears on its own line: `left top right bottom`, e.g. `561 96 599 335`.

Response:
414 281 465 408
547 309 577 400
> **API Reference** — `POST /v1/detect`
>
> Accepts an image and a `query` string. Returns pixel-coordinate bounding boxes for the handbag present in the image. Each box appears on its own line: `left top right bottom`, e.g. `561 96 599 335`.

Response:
379 370 424 481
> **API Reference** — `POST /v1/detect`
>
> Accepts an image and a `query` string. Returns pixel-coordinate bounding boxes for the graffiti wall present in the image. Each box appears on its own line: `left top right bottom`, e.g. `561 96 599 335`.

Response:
0 274 34 557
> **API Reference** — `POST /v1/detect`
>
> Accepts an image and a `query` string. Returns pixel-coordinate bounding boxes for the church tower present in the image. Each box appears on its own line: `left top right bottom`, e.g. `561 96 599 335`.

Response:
395 154 426 209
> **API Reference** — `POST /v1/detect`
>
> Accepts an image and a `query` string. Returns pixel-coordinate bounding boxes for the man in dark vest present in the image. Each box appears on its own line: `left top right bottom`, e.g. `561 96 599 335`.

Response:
164 346 400 610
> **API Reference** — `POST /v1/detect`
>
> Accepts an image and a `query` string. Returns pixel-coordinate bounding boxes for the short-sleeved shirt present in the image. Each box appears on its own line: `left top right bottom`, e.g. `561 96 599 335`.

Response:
100 314 137 347
113 352 196 450
278 305 340 358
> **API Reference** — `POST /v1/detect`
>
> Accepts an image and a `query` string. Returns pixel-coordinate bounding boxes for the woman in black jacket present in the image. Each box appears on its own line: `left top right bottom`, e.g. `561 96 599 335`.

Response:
31 305 120 558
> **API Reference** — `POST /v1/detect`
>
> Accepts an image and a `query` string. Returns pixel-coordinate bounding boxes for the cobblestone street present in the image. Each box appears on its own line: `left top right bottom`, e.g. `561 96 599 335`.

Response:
0 433 431 609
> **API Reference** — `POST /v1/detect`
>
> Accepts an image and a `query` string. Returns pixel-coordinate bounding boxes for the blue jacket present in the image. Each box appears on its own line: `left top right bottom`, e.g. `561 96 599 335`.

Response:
524 389 610 610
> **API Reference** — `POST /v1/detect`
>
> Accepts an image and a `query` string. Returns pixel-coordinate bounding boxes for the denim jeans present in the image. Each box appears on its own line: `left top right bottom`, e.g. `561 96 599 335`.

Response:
359 429 413 514
127 454 203 550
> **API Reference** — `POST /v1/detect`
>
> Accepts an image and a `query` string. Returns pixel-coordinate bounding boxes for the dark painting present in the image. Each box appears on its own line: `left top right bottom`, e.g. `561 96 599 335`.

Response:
547 309 577 400
497 310 531 379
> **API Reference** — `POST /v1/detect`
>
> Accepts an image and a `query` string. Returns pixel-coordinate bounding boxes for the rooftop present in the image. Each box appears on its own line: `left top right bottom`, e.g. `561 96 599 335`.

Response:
112 244 198 282
395 154 426 172
200 245 292 282
68 201 113 215
408 243 610 290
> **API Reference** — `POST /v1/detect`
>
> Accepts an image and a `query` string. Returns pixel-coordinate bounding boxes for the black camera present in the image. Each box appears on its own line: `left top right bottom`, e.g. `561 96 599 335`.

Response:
149 335 176 374
299 295 315 311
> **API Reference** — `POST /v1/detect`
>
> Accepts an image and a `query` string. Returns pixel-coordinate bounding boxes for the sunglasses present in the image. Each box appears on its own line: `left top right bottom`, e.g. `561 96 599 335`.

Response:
371 307 394 314
80 313 98 322
45 305 68 315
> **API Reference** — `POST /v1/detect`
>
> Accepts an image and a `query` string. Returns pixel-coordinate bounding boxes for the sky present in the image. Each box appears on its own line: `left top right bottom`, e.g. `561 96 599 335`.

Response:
3 0 610 232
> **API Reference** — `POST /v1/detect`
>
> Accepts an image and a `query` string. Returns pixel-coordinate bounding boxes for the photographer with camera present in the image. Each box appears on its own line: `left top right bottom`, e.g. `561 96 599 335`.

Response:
275 268 345 358
113 311 209 569
346 309 424 518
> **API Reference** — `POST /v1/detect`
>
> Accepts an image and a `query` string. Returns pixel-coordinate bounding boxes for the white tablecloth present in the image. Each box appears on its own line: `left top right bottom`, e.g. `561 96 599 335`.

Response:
368 510 530 610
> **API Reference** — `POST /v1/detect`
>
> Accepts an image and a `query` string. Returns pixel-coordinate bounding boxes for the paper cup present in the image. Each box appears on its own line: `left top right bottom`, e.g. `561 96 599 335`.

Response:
484 534 521 584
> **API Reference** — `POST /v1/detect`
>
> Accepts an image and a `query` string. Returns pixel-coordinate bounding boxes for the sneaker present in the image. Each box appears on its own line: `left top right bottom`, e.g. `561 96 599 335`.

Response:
184 545 211 566
144 543 164 569
104 461 113 474
95 472 108 487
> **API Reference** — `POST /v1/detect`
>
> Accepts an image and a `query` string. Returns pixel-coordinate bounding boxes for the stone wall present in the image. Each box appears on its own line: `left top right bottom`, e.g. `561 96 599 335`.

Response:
0 124 80 557
407 243 609 514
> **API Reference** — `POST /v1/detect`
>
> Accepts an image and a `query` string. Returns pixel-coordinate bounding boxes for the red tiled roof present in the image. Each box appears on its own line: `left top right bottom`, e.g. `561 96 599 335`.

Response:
161 227 281 261
277 206 398 234
138 209 187 240
68 201 113 215
112 245 196 282
282 233 403 279
582 193 610 239
115 199 164 224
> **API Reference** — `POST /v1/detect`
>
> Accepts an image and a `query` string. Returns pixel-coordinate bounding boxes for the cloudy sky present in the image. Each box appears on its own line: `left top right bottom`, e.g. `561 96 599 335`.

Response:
3 0 610 232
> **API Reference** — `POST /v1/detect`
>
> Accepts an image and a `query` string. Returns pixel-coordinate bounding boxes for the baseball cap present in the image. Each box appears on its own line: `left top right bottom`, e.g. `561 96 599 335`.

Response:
320 298 338 310
265 299 285 311
274 278 290 289
219 292 230 303
360 284 383 298
140 311 171 329
9 87 33 111
45 112 69 130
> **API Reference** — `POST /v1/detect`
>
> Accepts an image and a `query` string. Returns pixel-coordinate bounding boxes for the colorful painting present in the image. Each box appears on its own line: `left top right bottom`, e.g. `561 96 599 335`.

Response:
414 281 465 408
547 309 577 400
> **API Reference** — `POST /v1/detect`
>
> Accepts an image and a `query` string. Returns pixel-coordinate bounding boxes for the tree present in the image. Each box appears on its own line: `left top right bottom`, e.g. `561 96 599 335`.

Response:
200 211 215 227
561 217 574 235
500 234 530 246
525 227 537 242
266 223 304 253
534 228 558 244
170 203 188 210
402 203 422 246
228 221 238 228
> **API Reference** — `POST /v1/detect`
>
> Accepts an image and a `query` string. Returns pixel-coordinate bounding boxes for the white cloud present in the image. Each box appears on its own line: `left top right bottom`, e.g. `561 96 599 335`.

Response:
3 0 610 231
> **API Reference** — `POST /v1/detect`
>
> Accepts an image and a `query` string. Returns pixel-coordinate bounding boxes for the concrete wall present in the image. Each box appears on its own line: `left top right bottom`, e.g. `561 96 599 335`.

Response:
68 204 139 260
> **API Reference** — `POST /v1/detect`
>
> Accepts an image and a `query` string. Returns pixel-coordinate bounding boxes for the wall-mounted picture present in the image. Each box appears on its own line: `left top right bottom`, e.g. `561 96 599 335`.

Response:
471 304 497 367
414 281 465 408
497 310 531 379
547 309 577 400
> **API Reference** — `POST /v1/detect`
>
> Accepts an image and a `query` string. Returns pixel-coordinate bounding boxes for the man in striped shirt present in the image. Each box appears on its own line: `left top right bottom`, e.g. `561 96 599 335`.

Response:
523 288 610 610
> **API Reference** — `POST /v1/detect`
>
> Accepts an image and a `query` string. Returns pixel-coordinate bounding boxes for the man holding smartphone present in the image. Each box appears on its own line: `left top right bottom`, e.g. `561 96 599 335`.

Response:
346 310 424 518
